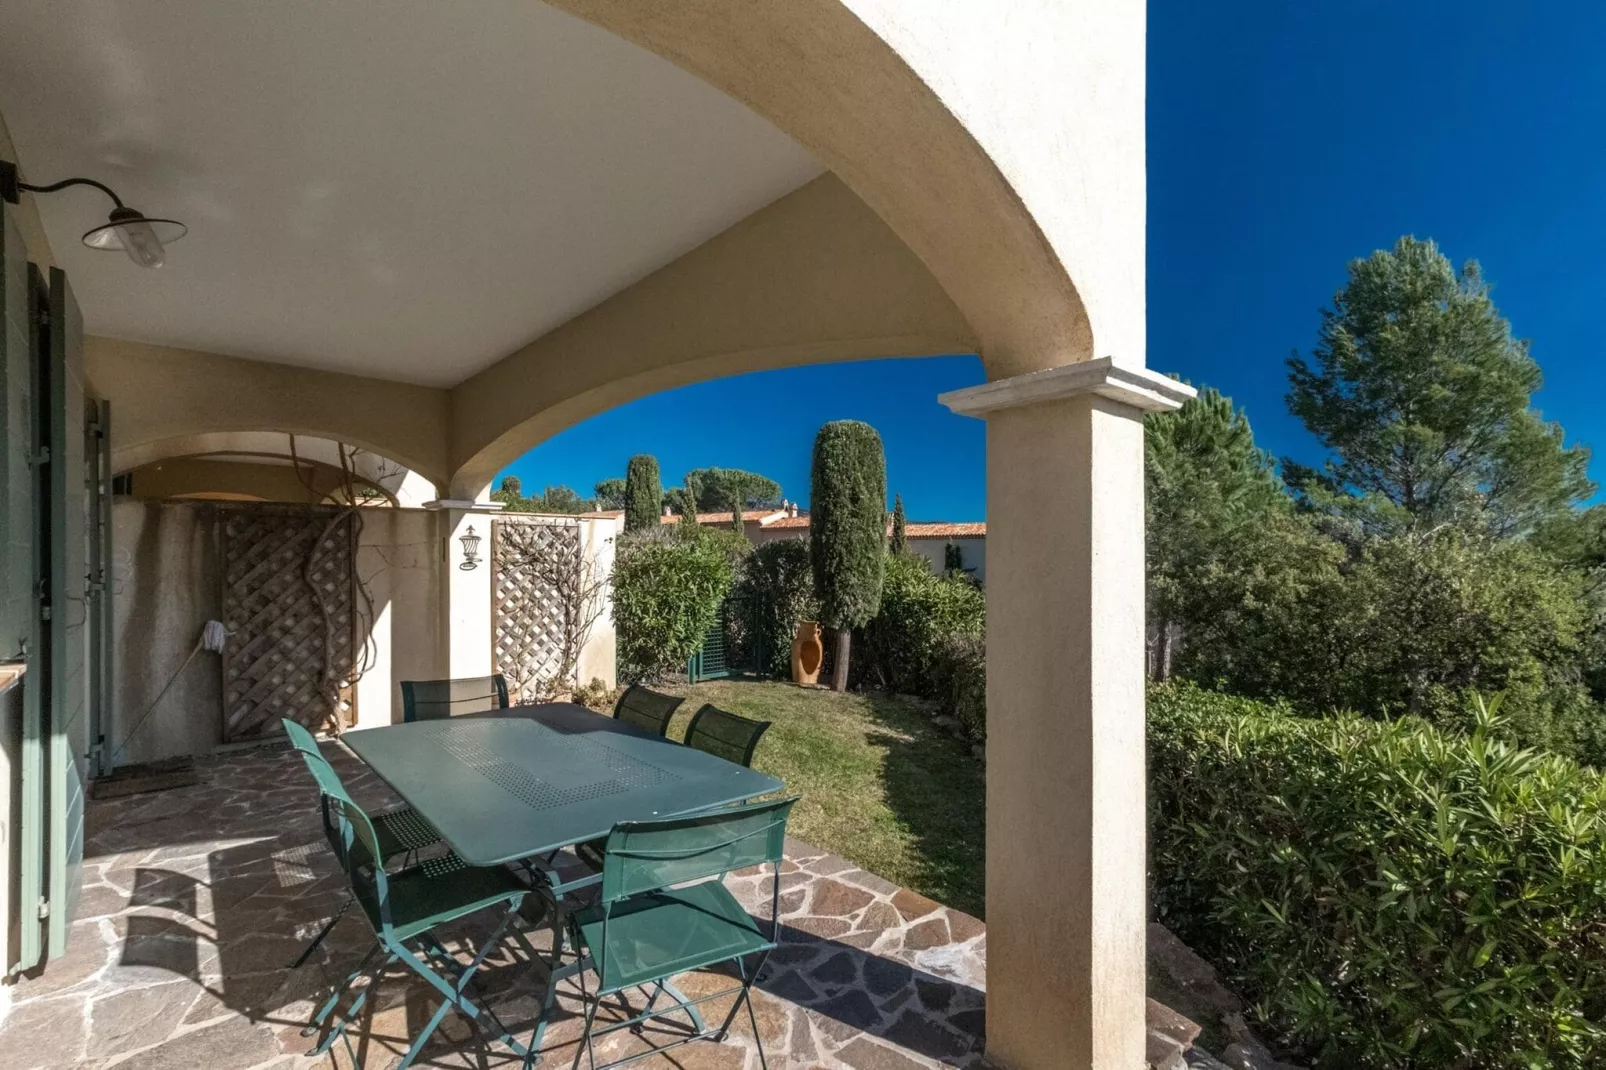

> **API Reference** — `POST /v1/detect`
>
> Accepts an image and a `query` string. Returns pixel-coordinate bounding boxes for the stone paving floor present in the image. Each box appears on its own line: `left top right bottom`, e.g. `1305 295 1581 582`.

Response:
0 743 988 1069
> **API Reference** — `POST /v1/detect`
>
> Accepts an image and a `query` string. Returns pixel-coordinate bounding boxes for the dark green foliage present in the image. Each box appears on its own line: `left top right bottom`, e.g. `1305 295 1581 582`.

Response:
809 421 887 630
662 485 693 517
1145 385 1288 680
612 531 734 681
593 478 627 510
624 455 662 533
733 539 819 678
860 553 983 695
942 542 963 573
677 475 700 534
930 634 985 741
1150 682 1606 1068
685 467 783 513
491 477 592 513
890 495 908 555
731 493 744 532
1286 236 1592 537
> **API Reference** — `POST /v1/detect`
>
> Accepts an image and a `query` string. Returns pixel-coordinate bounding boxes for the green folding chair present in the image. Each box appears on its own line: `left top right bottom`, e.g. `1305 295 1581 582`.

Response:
281 719 444 969
683 704 772 768
531 796 798 1070
611 684 684 737
400 674 511 722
303 760 533 1069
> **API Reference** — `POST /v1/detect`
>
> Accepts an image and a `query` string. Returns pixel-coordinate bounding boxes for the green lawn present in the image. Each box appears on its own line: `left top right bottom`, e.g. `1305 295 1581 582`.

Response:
659 679 986 918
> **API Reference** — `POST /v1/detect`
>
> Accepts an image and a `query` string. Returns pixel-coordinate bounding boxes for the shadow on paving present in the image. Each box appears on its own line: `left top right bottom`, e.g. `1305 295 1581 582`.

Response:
39 744 987 1068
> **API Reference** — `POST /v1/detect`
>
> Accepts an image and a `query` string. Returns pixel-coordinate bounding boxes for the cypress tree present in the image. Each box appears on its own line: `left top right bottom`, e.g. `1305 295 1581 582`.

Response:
890 493 908 555
624 455 661 533
678 475 701 536
809 420 887 691
731 494 745 533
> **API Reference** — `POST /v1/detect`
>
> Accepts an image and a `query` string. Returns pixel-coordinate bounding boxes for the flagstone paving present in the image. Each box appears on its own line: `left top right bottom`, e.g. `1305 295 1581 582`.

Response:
0 743 990 1069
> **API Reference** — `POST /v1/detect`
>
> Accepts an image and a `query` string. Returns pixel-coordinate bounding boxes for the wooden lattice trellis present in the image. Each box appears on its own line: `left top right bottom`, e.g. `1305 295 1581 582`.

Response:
218 504 358 740
492 518 583 701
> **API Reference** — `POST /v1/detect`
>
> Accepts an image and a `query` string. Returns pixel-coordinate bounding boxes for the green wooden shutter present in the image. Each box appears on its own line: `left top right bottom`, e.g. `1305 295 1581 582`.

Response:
45 266 87 961
0 199 43 975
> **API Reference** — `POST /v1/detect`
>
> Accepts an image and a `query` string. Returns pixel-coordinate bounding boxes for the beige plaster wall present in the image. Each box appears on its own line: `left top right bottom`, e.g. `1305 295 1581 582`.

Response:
447 174 974 496
110 501 223 766
353 508 446 729
85 337 452 487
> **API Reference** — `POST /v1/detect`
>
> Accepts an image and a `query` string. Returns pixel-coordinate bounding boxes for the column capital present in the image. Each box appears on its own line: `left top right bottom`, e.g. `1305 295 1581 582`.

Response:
938 357 1195 417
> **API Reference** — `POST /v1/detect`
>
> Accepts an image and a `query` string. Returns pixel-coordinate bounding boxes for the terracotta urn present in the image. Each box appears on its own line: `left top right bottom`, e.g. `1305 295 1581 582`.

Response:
791 621 824 686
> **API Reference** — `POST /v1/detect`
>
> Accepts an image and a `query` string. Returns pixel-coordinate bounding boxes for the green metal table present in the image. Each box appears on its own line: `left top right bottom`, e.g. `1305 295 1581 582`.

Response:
343 702 784 1062
343 702 783 867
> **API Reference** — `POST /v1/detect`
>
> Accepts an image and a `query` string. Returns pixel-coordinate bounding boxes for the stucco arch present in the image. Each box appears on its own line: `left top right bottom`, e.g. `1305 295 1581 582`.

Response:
111 431 438 506
446 174 976 497
544 0 1144 381
86 336 452 488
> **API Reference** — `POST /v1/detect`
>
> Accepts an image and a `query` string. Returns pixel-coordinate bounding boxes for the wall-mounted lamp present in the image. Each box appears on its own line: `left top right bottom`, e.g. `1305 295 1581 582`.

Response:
459 525 482 571
1 159 186 268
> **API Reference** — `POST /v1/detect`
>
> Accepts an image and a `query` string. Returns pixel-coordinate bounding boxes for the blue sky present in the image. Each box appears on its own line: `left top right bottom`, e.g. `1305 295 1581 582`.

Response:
502 0 1606 521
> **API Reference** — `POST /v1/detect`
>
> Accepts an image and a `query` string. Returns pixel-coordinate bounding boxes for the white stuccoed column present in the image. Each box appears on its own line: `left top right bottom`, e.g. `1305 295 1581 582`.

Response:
425 498 504 683
940 359 1193 1069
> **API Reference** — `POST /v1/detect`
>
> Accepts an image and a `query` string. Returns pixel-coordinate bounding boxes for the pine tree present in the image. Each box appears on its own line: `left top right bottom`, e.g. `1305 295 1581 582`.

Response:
1286 236 1592 536
809 421 887 691
624 455 662 533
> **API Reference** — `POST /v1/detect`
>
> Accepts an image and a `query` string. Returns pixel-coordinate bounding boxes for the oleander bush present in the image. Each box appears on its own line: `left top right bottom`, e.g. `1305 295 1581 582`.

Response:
1149 682 1606 1068
860 552 984 696
613 530 733 681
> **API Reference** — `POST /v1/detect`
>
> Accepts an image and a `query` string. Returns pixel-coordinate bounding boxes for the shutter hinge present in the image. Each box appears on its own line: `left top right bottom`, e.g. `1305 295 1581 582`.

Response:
36 898 49 921
32 447 50 465
40 604 51 622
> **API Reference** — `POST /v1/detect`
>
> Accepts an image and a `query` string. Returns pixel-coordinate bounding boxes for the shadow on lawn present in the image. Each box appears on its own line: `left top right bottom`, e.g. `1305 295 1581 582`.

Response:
856 692 987 920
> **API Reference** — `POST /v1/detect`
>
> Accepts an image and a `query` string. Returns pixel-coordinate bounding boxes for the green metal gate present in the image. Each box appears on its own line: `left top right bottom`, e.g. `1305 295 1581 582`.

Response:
686 594 764 683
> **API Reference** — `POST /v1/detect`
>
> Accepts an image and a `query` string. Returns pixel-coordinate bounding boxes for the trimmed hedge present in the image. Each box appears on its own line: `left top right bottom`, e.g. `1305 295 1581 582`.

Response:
612 530 733 681
1149 683 1606 1068
734 539 819 679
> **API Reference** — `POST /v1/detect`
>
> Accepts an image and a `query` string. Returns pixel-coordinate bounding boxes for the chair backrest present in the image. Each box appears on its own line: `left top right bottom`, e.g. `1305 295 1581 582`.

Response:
400 674 510 722
599 796 797 906
683 704 772 768
281 717 323 759
281 718 376 873
329 793 395 932
612 684 683 737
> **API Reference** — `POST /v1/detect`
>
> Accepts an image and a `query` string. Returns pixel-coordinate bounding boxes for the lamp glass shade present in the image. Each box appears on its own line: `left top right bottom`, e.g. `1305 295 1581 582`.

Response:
82 212 186 268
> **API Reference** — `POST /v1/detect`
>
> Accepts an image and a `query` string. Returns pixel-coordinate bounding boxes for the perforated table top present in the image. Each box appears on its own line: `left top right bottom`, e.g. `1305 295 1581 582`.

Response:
342 702 784 867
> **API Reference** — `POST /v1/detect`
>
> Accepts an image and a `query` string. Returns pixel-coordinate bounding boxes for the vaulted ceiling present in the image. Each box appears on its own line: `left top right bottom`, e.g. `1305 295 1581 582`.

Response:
0 0 822 385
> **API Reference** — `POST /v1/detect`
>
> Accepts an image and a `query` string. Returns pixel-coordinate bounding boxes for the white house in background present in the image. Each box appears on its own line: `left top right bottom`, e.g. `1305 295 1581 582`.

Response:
605 502 990 582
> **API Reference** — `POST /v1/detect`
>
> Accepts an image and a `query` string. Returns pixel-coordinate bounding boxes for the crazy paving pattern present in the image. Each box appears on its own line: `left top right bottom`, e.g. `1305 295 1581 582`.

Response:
0 744 988 1069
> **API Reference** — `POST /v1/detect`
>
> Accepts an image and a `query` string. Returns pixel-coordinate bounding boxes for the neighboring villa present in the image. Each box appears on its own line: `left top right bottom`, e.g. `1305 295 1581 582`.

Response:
589 501 988 581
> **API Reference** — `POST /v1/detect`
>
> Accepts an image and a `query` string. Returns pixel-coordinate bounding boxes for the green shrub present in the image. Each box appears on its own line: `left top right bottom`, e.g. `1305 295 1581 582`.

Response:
1149 682 1606 1068
931 633 985 741
734 539 818 678
612 531 733 681
861 553 984 695
810 420 888 687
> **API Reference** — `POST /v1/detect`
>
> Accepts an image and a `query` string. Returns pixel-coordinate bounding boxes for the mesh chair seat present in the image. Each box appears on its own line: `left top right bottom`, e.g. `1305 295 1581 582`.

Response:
400 674 510 722
571 881 769 994
612 684 684 737
352 854 527 942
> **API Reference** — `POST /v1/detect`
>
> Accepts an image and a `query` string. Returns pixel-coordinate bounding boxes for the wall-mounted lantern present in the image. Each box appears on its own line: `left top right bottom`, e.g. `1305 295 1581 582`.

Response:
1 160 187 268
459 525 482 571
